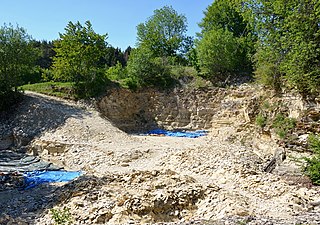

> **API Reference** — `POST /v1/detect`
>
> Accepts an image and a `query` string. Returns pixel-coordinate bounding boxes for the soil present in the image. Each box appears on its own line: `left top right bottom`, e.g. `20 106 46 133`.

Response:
0 90 319 225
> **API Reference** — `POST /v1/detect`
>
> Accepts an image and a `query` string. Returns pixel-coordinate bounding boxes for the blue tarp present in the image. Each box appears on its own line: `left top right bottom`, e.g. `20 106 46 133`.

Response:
146 129 207 138
23 170 82 189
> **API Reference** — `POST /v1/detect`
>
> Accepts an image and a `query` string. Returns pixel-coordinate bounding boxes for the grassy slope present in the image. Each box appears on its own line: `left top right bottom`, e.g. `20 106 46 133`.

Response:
21 82 75 99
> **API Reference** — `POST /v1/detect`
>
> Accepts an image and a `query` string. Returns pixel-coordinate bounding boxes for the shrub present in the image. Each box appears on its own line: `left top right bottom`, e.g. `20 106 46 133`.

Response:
304 134 320 185
51 208 72 225
170 66 198 79
127 47 175 88
272 114 296 139
106 62 127 81
255 113 267 128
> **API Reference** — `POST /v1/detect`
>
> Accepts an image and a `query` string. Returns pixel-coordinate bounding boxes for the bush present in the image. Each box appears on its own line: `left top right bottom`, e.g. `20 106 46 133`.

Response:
127 47 175 88
196 28 241 81
73 69 108 98
51 208 72 225
105 62 127 81
255 113 267 128
170 66 198 79
272 114 296 139
304 134 320 185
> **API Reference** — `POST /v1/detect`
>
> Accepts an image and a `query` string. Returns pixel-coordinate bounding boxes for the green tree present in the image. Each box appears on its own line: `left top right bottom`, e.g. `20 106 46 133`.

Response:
199 0 248 37
136 5 189 58
106 61 127 81
196 0 254 82
251 0 320 96
127 6 189 88
0 24 39 110
127 46 172 88
197 28 243 80
280 0 320 96
51 21 108 98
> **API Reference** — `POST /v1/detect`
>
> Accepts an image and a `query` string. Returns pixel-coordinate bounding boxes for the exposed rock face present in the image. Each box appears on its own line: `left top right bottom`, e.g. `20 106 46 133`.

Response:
1 87 320 225
98 87 320 133
98 88 229 132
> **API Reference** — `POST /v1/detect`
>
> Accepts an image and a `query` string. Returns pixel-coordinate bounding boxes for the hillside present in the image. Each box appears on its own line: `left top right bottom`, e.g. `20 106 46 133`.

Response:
0 86 320 225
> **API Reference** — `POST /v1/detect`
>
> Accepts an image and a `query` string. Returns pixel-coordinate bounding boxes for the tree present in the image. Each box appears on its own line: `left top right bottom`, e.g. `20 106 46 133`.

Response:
197 28 243 80
136 5 189 58
51 21 108 97
199 0 248 37
123 46 132 65
127 6 190 88
127 46 172 88
252 0 320 95
0 24 39 110
196 0 254 82
104 46 126 67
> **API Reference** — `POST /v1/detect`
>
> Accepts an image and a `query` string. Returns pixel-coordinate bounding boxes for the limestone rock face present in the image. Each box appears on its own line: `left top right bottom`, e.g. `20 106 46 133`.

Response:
1 86 320 225
98 88 232 132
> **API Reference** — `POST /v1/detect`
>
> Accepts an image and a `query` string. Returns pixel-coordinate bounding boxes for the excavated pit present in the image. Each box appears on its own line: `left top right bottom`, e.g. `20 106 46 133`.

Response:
1 87 320 224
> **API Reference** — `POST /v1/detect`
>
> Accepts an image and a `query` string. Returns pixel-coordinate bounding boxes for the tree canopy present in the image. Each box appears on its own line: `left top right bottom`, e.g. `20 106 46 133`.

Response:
1 2 319 104
51 21 109 97
250 0 320 95
196 0 254 82
0 24 39 110
127 6 191 88
136 6 189 57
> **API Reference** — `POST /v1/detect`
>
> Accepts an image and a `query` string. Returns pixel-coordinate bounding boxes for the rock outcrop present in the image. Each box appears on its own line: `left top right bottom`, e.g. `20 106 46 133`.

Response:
1 86 320 225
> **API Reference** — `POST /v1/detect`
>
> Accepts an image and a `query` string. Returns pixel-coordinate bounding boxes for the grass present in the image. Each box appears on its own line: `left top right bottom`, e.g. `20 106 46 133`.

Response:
20 82 75 99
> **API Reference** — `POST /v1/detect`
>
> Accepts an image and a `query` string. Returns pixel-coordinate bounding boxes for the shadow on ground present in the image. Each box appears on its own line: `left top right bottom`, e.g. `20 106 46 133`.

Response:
0 93 90 151
0 93 93 224
0 174 111 224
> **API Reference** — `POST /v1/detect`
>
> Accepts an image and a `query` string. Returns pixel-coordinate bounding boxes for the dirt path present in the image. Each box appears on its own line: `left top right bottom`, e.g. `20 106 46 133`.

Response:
1 91 320 225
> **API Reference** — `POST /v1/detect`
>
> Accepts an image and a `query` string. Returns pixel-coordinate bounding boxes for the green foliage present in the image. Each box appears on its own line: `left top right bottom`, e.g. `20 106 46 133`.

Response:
255 113 267 128
272 114 296 139
127 5 198 89
105 62 127 81
196 0 255 83
51 208 72 225
251 0 320 95
51 21 109 98
308 134 320 153
136 5 189 58
0 23 39 110
127 47 174 88
304 134 320 185
170 66 198 79
199 0 248 37
105 46 127 67
21 82 74 99
196 28 243 80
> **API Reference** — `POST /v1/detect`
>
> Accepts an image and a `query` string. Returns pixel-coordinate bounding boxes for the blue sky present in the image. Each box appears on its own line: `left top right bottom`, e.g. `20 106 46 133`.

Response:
1 0 213 50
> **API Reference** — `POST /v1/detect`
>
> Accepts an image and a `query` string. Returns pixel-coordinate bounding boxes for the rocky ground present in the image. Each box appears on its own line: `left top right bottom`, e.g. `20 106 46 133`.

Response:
0 89 320 225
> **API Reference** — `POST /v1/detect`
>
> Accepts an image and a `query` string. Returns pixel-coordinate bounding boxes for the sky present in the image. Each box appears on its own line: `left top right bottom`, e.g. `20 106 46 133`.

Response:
1 0 213 50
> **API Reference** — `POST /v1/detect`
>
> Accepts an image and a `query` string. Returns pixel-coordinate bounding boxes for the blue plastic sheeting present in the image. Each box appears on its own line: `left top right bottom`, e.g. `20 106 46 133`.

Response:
146 129 207 138
23 170 82 189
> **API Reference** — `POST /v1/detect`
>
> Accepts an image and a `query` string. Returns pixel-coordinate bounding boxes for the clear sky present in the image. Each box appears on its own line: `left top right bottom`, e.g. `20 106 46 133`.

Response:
1 0 213 50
